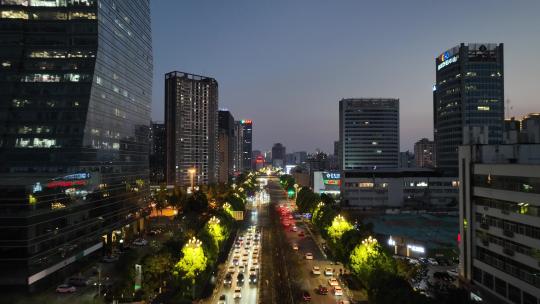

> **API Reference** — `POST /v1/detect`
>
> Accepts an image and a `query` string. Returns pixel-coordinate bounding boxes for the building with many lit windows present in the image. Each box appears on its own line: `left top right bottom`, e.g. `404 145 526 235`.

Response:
459 144 540 304
165 71 218 187
0 0 153 290
434 43 504 176
339 98 399 170
218 110 235 184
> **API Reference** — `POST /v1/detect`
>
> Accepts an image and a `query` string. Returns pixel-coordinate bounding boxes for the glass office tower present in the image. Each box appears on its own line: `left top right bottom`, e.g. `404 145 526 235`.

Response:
0 0 152 289
433 43 504 176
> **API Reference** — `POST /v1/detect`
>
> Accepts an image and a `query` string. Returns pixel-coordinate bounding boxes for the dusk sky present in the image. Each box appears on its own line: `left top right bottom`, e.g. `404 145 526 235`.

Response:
150 0 540 153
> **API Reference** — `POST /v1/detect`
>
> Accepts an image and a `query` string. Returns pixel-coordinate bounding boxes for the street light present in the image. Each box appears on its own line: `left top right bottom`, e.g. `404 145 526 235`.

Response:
209 216 220 225
188 168 196 192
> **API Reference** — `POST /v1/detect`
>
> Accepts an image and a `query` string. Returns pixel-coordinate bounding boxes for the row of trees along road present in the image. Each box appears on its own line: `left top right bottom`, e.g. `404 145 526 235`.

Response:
283 178 473 304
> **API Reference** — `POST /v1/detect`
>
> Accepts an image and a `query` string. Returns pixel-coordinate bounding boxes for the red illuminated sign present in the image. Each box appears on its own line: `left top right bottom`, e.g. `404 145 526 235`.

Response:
47 180 86 189
241 119 252 124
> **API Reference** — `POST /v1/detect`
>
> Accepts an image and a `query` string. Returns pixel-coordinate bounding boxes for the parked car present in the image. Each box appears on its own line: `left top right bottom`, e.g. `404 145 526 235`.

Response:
218 294 227 304
301 290 312 301
317 285 329 295
312 266 321 275
101 254 119 263
305 253 313 260
233 287 242 299
328 277 339 286
333 285 343 296
132 238 148 246
224 273 233 287
67 276 88 287
56 284 76 293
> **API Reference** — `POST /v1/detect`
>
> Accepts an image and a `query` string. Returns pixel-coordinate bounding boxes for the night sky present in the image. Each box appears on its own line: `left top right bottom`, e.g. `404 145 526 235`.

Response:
150 0 540 153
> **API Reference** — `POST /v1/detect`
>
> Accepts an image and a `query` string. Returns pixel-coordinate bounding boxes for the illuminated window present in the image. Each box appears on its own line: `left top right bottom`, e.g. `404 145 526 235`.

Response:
477 106 490 111
67 50 95 58
2 0 29 5
31 11 67 20
375 150 382 154
452 181 460 187
359 182 374 188
69 11 95 19
22 74 61 82
1 61 11 68
12 99 30 107
96 76 102 85
372 141 378 145
29 50 66 58
68 0 94 6
30 0 67 7
15 138 57 148
1 10 29 19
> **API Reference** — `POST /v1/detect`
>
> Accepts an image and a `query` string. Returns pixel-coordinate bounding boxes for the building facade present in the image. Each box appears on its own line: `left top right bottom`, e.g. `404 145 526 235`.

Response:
459 144 540 304
240 120 252 171
434 43 504 176
165 71 218 187
218 110 235 184
414 138 434 168
341 169 459 208
0 0 153 289
150 122 165 184
271 143 286 168
339 98 399 170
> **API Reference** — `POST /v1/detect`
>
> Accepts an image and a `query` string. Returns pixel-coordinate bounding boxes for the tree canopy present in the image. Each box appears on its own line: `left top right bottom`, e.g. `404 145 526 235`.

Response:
173 244 208 282
349 237 396 288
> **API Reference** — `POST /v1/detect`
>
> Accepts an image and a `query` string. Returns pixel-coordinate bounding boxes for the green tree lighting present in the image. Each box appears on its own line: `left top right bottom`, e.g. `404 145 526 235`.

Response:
327 214 353 242
173 237 207 282
349 236 396 288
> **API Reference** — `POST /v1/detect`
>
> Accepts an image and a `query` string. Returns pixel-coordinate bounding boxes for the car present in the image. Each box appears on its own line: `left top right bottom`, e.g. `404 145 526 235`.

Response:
292 244 299 250
224 273 233 286
301 290 312 301
252 260 259 269
305 253 313 260
233 258 240 266
298 231 305 237
56 284 76 293
237 273 245 285
328 277 339 286
238 265 245 273
132 238 148 246
324 267 333 276
218 294 227 304
242 256 248 263
227 266 236 274
249 272 258 284
333 285 343 296
67 276 88 287
101 254 119 263
311 266 321 275
252 253 259 260
317 285 328 295
428 258 439 266
233 287 242 299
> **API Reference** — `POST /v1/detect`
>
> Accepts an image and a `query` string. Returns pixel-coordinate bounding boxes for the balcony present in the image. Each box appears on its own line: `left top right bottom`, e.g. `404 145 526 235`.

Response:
481 239 489 247
503 247 515 257
503 230 514 238
480 223 490 230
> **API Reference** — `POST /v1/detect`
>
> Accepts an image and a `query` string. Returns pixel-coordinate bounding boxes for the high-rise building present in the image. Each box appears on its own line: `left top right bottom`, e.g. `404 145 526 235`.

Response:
240 120 252 171
339 98 399 170
334 140 341 170
233 121 244 174
150 122 166 184
459 144 540 304
271 143 286 168
414 138 434 168
165 72 218 187
218 110 235 184
434 43 504 176
0 0 152 289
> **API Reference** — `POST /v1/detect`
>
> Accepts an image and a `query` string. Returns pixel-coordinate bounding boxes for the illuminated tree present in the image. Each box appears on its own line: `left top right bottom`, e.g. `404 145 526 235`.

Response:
206 216 225 248
173 237 207 282
222 202 233 217
327 214 353 242
349 236 396 287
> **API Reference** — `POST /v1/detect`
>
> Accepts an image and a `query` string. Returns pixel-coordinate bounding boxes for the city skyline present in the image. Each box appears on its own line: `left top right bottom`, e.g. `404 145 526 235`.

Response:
150 0 540 153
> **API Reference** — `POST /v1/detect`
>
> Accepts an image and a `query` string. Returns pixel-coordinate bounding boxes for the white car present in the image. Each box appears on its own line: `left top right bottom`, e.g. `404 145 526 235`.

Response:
233 287 242 299
292 244 299 250
305 253 313 260
56 284 76 293
132 238 148 246
333 285 343 296
328 277 339 286
218 294 227 304
312 266 321 275
324 267 333 276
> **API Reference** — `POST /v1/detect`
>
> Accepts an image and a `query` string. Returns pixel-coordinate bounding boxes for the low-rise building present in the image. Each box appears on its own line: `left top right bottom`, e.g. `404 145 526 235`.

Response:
341 168 459 208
